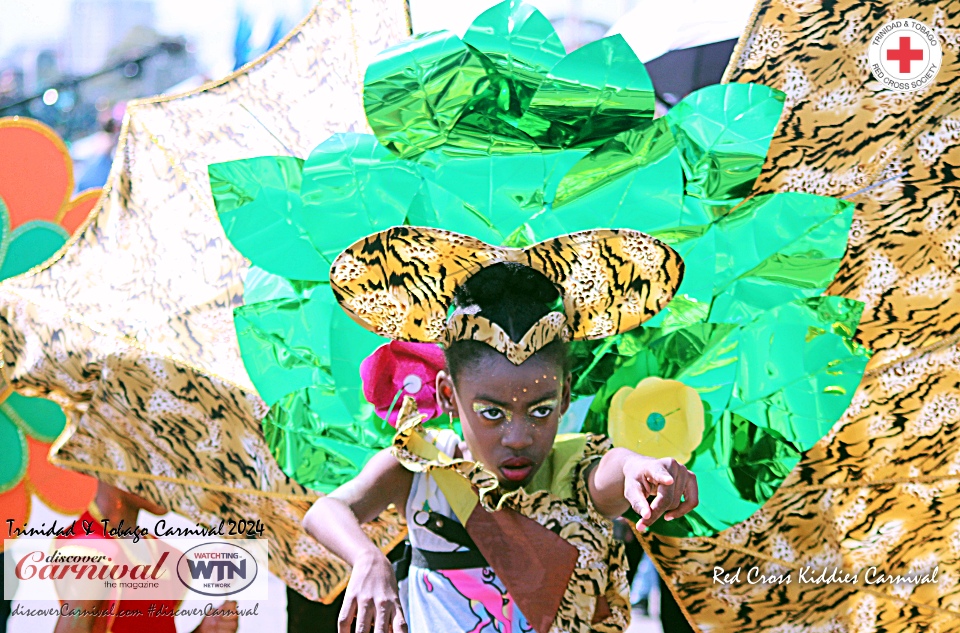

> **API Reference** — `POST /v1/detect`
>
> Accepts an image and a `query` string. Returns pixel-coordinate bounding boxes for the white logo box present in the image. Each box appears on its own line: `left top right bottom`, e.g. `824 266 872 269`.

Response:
5 538 269 601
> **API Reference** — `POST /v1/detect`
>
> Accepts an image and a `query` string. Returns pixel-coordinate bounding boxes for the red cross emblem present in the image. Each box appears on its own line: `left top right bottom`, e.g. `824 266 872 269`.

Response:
886 36 924 73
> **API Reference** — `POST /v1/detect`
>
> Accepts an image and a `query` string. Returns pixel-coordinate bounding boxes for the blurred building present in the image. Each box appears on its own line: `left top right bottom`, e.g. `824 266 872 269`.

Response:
67 0 156 74
0 0 197 146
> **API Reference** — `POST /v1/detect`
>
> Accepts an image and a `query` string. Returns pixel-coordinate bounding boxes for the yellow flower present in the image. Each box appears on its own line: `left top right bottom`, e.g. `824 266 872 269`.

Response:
608 377 705 463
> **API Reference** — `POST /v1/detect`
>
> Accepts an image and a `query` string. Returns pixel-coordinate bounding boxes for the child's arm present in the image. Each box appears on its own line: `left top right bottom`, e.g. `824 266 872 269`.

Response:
586 447 698 529
302 448 413 633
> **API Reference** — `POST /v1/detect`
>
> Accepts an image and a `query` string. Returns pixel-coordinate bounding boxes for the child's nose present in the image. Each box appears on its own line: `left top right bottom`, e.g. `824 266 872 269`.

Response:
501 420 534 449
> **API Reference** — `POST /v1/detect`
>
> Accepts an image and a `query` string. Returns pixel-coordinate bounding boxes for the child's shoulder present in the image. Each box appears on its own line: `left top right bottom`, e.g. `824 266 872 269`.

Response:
553 432 612 457
529 433 613 499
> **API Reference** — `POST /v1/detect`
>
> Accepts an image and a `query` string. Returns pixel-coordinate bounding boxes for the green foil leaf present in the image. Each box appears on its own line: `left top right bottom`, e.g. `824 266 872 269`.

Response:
241 266 308 305
234 285 337 408
462 0 565 115
364 31 487 159
666 83 785 201
300 134 419 258
639 191 854 329
262 388 392 493
707 192 855 324
520 35 655 149
210 156 331 281
417 141 546 243
405 174 499 242
533 117 683 238
728 296 870 450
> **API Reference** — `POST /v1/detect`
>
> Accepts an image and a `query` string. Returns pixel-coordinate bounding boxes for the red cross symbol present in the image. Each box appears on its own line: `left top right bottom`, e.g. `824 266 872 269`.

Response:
886 36 924 73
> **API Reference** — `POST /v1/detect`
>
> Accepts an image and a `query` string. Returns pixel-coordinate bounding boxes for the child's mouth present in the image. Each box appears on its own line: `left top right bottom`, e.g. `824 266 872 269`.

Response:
500 458 534 482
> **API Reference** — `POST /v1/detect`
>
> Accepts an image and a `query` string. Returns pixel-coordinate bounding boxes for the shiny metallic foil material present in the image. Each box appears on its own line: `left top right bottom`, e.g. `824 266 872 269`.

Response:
211 0 869 564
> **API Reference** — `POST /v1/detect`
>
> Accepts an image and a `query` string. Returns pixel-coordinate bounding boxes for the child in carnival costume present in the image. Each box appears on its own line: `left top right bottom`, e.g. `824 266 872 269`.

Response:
304 226 697 633
212 0 869 625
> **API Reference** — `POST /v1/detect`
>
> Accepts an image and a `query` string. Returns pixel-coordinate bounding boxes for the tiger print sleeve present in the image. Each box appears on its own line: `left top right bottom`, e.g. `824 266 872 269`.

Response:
572 433 616 523
592 538 632 632
570 434 632 632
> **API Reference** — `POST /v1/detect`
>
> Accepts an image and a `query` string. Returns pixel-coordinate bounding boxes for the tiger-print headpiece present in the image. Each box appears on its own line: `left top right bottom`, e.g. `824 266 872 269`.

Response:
329 226 684 363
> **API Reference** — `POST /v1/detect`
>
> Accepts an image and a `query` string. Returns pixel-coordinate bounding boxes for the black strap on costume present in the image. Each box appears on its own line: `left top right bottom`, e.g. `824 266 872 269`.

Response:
412 547 488 570
393 541 412 582
394 511 488 582
412 510 477 550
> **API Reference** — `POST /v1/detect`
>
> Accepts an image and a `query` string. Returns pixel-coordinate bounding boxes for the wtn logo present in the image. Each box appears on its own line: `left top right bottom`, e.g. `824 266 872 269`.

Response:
177 543 259 597
186 559 247 581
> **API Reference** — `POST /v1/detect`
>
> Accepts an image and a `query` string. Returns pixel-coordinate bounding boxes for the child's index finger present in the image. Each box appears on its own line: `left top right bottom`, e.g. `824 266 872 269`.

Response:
647 462 674 486
625 479 652 520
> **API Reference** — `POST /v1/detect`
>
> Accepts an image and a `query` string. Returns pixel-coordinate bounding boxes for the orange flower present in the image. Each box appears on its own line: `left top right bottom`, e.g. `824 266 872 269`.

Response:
0 117 100 549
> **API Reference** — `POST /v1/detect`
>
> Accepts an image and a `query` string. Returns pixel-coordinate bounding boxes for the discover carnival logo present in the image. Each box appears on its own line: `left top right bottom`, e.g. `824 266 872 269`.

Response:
4 538 268 601
176 542 259 597
869 18 943 92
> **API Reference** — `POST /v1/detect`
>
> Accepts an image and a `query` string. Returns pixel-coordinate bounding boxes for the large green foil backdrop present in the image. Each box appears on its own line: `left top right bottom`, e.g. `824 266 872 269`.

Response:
211 0 871 538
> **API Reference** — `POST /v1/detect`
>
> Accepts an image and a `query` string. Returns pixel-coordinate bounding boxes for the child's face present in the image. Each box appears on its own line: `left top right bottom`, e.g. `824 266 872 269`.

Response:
437 347 571 490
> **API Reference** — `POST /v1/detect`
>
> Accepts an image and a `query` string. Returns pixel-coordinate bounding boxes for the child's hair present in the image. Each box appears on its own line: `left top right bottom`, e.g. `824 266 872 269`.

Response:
445 262 569 378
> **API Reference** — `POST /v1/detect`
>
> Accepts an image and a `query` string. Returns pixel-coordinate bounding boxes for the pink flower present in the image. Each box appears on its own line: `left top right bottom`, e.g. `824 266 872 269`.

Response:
360 341 446 426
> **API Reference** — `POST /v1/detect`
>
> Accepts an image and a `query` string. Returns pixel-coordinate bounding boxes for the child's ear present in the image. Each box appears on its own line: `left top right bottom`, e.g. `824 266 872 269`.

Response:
560 373 572 416
436 371 459 417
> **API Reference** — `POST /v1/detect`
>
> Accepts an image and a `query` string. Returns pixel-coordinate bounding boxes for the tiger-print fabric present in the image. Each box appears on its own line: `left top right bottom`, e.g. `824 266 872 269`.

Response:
727 0 960 370
392 405 631 633
330 225 684 343
443 311 571 365
642 2 960 630
0 0 411 603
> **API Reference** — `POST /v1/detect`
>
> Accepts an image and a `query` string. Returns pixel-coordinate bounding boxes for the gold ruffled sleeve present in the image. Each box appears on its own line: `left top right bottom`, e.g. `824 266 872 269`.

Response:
390 397 492 525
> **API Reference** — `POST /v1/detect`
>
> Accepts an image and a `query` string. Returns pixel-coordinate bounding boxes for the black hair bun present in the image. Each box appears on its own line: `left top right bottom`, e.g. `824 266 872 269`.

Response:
453 262 560 311
445 262 568 377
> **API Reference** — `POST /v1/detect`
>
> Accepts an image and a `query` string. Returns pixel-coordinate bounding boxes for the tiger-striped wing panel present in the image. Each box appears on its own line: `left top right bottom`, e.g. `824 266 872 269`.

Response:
643 2 960 630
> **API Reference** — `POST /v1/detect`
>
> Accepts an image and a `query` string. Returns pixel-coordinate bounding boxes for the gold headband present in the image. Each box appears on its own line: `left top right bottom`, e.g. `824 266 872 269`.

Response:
444 310 571 365
330 226 684 360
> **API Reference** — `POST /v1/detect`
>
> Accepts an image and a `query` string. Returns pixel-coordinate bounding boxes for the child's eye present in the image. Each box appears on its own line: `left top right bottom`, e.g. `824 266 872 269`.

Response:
479 408 505 421
530 406 553 419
